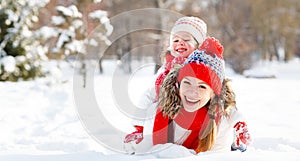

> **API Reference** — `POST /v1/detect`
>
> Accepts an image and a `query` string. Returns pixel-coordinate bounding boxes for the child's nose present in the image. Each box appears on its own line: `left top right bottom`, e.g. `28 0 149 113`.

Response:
178 39 185 45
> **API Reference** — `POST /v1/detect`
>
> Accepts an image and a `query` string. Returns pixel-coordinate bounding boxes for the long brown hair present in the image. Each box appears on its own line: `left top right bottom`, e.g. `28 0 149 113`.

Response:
158 65 237 153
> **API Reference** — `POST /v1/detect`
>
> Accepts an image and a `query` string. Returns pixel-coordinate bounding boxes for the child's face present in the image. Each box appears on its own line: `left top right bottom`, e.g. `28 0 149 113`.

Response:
170 31 198 58
179 76 213 112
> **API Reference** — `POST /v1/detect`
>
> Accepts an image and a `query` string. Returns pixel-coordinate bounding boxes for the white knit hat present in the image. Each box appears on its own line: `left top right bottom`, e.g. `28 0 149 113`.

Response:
170 16 207 45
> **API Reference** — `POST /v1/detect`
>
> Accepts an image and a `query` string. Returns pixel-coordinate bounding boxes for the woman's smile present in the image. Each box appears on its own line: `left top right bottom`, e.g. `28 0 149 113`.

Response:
179 76 214 112
185 96 200 104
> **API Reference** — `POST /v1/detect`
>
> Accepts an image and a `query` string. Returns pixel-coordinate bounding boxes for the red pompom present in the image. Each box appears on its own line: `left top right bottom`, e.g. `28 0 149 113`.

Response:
199 37 224 58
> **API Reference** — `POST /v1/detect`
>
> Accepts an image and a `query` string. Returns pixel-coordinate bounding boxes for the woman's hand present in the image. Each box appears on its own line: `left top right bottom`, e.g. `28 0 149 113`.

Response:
124 125 144 144
231 121 252 152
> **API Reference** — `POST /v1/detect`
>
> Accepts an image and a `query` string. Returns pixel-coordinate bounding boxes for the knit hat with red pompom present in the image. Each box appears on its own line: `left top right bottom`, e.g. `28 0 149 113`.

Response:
170 16 207 45
177 37 225 96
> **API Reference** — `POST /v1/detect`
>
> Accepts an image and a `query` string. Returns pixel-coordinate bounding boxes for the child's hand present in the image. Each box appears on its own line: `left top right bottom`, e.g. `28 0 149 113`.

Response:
172 56 186 66
231 121 252 152
124 125 144 144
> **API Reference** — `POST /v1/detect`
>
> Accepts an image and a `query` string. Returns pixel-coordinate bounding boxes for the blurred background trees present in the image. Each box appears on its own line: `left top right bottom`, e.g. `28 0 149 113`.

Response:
99 0 300 74
1 0 299 81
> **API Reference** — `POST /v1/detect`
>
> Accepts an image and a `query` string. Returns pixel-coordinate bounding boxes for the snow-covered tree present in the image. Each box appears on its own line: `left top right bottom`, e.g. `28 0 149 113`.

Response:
0 0 49 81
44 2 112 86
47 3 112 60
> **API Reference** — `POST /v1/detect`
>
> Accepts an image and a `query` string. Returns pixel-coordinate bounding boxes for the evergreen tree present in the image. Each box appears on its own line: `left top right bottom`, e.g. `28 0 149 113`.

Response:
48 3 112 60
0 0 49 81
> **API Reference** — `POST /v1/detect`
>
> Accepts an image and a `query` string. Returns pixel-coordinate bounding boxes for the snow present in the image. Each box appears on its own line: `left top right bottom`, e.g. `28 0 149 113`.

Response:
36 26 58 40
65 40 85 53
89 10 108 20
0 58 300 161
0 0 49 78
93 0 102 3
0 56 16 72
5 10 19 25
51 16 66 26
56 5 82 18
54 30 72 52
89 10 113 36
71 20 83 29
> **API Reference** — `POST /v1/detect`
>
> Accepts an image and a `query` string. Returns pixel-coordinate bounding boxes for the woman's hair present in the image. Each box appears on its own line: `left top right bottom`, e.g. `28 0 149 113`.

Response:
159 65 182 118
158 65 237 153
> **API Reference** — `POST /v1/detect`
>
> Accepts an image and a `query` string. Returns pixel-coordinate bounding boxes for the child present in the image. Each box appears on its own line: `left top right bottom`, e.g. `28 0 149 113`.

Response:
124 16 208 144
152 37 252 153
155 16 207 101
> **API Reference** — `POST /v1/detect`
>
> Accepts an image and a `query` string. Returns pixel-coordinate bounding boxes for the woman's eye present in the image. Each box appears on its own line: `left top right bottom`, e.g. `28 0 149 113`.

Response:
199 85 207 89
183 81 191 85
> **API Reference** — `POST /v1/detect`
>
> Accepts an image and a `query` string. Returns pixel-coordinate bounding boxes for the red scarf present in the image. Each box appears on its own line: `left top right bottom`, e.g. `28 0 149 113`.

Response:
152 106 210 150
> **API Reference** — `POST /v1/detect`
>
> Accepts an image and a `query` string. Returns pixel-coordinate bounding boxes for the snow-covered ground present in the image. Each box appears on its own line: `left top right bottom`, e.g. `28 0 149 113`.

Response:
0 59 300 161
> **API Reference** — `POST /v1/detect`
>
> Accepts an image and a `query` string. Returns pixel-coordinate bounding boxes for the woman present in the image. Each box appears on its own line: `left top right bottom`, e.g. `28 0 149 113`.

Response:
124 16 208 144
152 37 252 153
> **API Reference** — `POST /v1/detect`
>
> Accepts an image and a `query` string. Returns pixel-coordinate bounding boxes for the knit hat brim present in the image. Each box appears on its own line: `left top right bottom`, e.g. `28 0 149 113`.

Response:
178 63 222 96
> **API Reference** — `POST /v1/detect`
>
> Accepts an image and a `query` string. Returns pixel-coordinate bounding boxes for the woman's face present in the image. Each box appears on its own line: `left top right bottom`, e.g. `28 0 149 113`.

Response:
170 31 198 58
179 76 214 112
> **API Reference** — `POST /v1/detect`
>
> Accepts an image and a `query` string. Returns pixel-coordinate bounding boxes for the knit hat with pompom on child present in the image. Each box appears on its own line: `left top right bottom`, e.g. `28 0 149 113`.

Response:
170 16 207 46
177 37 225 96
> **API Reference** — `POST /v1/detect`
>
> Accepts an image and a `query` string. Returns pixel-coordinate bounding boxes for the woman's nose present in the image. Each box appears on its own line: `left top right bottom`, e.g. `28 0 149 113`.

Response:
188 86 199 95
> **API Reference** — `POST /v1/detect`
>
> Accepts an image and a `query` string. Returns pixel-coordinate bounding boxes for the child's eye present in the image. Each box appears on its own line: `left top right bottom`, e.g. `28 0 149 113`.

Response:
184 39 190 42
173 39 179 43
